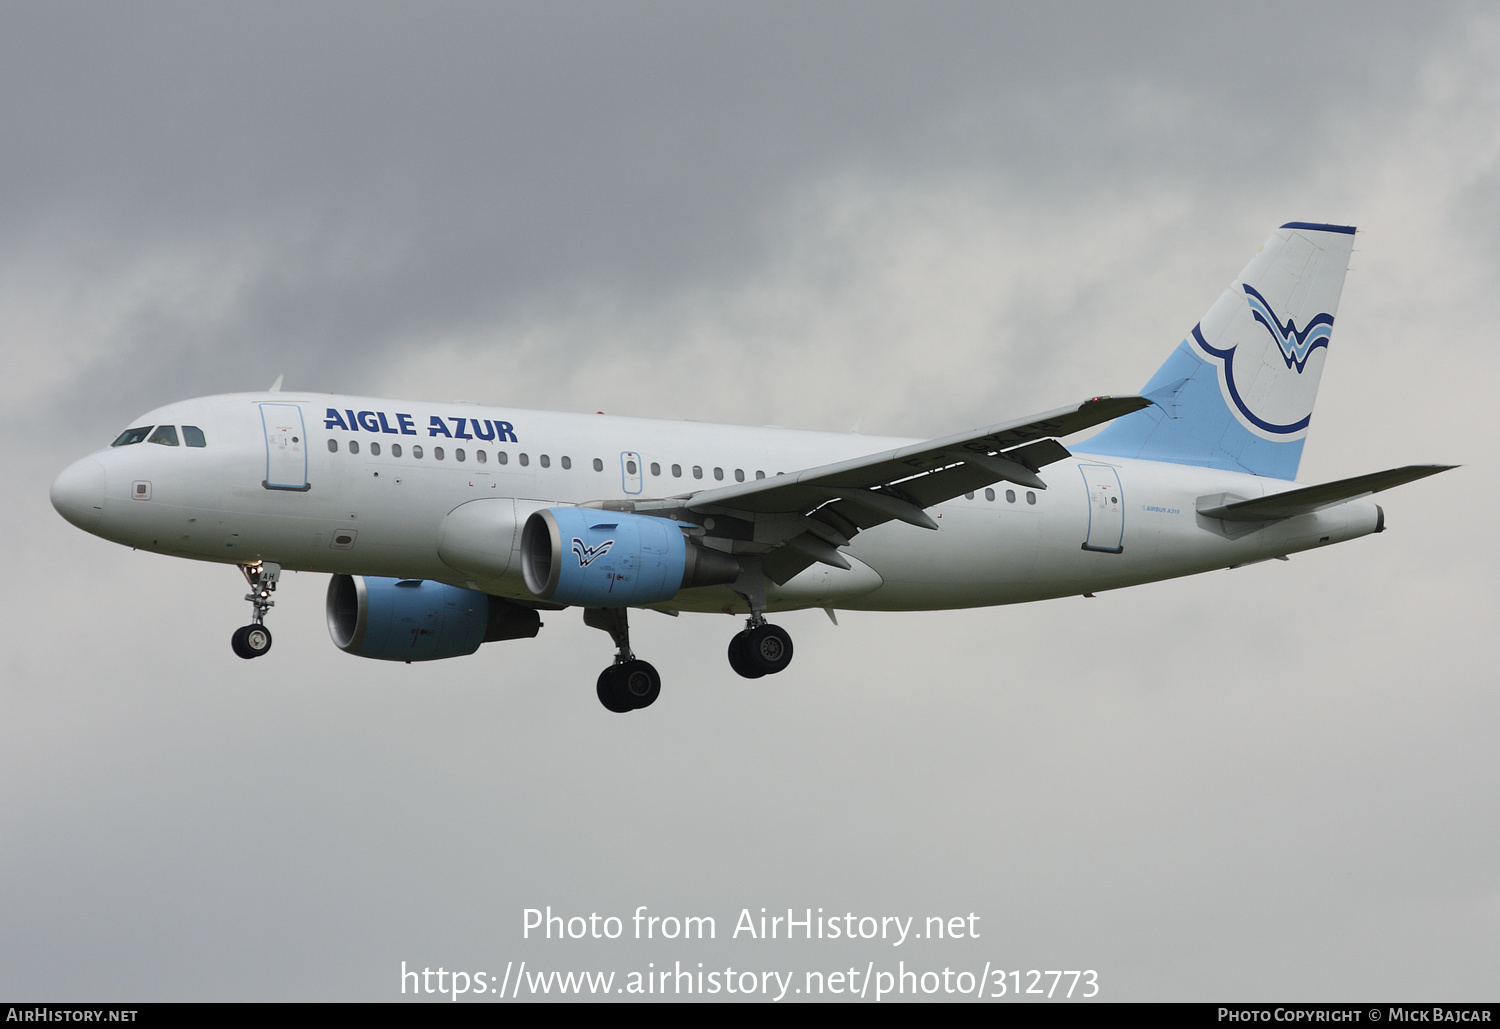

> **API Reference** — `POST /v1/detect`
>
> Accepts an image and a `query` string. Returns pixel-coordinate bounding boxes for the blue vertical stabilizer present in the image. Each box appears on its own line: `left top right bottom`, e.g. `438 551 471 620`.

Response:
1082 223 1355 481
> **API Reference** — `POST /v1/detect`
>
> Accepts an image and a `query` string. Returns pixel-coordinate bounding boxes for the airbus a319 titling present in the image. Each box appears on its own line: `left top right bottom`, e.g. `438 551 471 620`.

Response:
51 223 1451 712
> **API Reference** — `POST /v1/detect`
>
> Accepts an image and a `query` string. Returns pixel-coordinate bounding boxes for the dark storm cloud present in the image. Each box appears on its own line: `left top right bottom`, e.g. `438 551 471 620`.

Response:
0 2 1457 420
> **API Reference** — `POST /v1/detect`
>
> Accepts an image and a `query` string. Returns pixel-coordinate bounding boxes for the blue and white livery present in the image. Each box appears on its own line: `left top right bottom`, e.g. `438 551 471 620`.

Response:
1088 222 1356 480
50 223 1451 713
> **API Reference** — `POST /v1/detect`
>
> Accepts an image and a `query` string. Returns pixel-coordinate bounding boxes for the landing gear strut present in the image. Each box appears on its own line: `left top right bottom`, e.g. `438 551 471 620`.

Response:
584 607 660 713
231 561 280 660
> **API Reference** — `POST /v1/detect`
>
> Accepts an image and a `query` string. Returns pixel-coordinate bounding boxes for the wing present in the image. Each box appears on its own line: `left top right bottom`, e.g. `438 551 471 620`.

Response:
622 395 1150 584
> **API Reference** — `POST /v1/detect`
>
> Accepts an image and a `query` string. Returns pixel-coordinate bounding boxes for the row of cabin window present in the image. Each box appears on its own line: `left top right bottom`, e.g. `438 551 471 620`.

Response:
633 458 769 482
111 425 208 448
328 439 552 465
325 435 1032 504
965 487 1037 505
328 438 774 481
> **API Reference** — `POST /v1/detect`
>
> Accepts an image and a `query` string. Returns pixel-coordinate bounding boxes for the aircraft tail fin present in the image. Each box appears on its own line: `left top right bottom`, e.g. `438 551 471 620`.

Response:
1082 223 1356 480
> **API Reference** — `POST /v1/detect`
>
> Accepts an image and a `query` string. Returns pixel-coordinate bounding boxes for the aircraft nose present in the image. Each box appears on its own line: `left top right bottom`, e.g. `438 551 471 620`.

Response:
51 457 106 532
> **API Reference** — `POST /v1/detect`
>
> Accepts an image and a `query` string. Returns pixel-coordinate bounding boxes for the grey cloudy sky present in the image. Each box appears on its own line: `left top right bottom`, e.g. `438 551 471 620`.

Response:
3 2 1495 1002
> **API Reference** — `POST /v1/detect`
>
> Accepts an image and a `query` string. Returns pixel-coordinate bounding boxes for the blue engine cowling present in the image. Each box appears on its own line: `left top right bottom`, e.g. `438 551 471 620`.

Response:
520 507 739 607
326 575 541 661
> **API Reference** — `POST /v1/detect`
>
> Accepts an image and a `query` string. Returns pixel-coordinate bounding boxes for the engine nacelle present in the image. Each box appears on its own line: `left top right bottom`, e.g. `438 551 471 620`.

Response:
326 575 541 662
521 507 739 607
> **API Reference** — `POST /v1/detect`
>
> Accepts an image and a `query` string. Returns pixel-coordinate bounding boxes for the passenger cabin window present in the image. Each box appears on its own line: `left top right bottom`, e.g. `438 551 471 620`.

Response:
672 464 682 478
692 465 703 480
328 439 338 453
349 440 360 454
518 453 529 466
413 445 424 459
147 425 179 447
593 458 603 472
455 448 465 462
476 450 486 464
735 469 745 482
561 456 572 470
434 447 445 460
183 425 207 448
650 462 661 476
498 451 508 465
371 442 381 456
112 426 153 447
539 454 550 468
392 443 403 457
713 467 724 481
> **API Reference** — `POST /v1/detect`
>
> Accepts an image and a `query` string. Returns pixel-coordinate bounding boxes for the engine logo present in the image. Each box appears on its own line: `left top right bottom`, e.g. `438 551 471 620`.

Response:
572 537 615 567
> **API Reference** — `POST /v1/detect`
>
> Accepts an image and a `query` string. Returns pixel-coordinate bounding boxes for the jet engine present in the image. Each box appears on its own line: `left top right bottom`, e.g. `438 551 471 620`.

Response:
520 508 739 607
326 575 541 661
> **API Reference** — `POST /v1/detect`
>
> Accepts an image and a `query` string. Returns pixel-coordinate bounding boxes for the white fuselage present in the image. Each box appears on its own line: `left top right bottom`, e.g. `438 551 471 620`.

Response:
52 391 1381 614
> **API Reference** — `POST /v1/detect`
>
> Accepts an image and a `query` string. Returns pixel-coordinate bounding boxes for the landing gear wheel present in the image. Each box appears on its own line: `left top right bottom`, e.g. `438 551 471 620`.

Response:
744 623 793 675
231 624 272 659
727 631 767 679
618 659 661 709
597 660 661 712
596 667 633 713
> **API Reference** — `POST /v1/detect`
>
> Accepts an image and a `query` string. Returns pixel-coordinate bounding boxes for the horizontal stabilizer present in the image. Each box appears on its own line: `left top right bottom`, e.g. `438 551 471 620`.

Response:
1197 465 1455 522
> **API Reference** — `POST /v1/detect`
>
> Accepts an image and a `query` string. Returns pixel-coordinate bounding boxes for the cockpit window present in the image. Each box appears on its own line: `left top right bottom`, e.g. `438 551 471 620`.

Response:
183 425 207 448
147 425 180 446
112 426 153 447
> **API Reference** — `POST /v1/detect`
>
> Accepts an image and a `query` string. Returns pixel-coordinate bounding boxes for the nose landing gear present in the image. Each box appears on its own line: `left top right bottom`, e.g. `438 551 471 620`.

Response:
232 562 280 660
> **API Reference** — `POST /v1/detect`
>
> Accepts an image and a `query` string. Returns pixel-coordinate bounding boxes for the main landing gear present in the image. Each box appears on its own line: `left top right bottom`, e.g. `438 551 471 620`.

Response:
584 607 661 713
231 561 280 660
724 559 794 679
580 574 795 709
727 616 794 679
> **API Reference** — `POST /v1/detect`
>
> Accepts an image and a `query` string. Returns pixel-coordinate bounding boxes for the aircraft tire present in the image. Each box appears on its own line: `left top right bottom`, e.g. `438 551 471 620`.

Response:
727 632 766 679
744 624 793 675
232 624 272 659
619 659 661 709
596 666 635 713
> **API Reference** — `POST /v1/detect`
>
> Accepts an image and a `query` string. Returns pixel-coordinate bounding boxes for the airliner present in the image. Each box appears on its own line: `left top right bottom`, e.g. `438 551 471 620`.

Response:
50 223 1450 712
